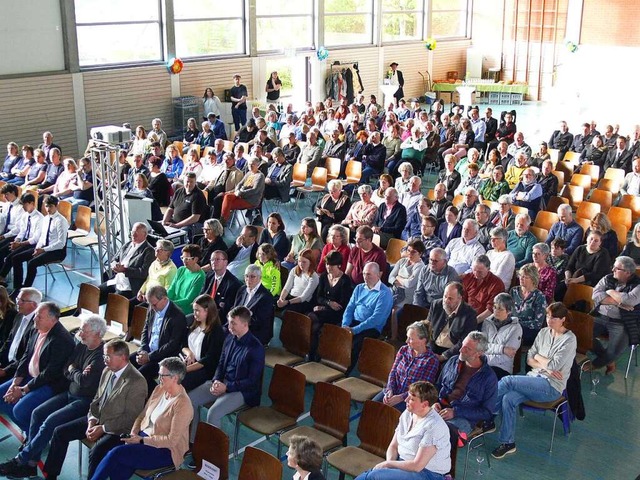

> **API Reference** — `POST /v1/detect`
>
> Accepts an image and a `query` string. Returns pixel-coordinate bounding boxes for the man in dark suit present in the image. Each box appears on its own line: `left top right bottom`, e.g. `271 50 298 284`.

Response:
130 285 187 394
43 339 148 480
548 121 574 160
232 265 275 345
0 288 40 379
0 301 75 434
263 147 293 203
483 108 498 147
97 222 155 304
200 250 242 321
603 136 633 173
372 187 407 248
226 225 258 280
389 62 404 107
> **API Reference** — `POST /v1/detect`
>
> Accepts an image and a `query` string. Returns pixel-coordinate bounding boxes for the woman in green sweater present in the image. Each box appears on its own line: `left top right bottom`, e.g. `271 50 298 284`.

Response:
167 244 206 314
255 243 282 297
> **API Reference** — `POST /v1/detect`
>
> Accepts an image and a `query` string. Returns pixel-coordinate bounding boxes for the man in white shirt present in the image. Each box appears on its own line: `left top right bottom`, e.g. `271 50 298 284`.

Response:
0 193 40 285
399 176 422 212
9 195 69 291
445 219 486 274
0 184 26 250
0 288 41 378
620 157 640 198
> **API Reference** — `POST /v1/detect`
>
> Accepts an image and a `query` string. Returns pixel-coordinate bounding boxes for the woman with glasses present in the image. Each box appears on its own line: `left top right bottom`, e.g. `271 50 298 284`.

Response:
167 244 206 315
91 357 193 480
197 219 227 272
486 227 516 291
510 264 547 347
481 293 523 379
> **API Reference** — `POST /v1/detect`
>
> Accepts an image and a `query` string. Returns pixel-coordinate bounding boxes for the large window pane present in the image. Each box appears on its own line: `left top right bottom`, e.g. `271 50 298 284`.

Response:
174 0 243 20
432 11 468 38
325 14 373 45
256 18 313 51
75 0 159 23
382 12 421 41
175 20 244 57
432 0 467 9
256 1 312 16
326 0 372 14
382 0 418 9
77 24 161 66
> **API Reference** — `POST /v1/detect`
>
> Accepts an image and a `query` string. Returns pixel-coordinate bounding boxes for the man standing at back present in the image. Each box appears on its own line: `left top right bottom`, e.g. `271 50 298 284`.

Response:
230 74 248 131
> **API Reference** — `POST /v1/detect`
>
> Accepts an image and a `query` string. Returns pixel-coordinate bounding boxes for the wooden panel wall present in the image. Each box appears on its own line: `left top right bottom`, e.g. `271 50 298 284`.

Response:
0 74 78 158
383 43 431 99
179 58 253 102
432 39 472 82
83 66 173 140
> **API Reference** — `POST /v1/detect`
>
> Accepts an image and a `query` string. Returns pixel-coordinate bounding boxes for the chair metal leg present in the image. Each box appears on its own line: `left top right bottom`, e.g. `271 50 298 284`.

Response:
77 439 83 478
625 344 638 379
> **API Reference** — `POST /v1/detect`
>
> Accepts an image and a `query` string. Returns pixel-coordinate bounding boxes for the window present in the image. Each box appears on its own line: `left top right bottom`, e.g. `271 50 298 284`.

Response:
431 0 471 39
255 1 313 52
174 0 245 58
324 0 374 46
382 0 425 43
75 0 162 67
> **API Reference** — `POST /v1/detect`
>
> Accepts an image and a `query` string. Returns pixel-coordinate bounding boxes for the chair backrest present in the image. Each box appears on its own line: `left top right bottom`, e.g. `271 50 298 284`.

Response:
75 205 92 232
192 423 229 480
618 195 640 224
280 310 311 358
588 189 612 213
563 151 580 165
310 167 328 188
567 310 594 355
554 161 572 182
597 178 621 195
397 304 430 342
326 157 341 180
570 173 591 194
562 184 584 209
223 140 235 153
452 194 464 208
317 323 352 373
292 162 307 183
105 293 130 332
608 206 632 230
426 189 435 201
279 265 289 290
357 338 396 387
58 200 72 224
534 210 559 231
190 144 201 156
386 238 406 265
172 140 184 153
130 306 147 341
269 364 306 418
345 160 362 181
545 196 569 213
77 283 100 314
357 400 402 457
610 222 629 253
579 164 600 186
238 447 282 480
530 226 549 243
551 170 565 187
603 167 626 185
511 205 529 216
311 382 351 442
574 217 590 236
201 146 214 158
575 201 601 221
563 284 594 312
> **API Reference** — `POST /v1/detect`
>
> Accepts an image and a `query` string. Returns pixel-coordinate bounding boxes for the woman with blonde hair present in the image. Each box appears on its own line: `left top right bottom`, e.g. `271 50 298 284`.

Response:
510 264 547 346
255 243 281 297
586 212 618 260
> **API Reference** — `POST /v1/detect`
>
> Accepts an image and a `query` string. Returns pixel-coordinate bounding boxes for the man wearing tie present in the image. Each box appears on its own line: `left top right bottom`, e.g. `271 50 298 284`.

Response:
0 193 42 287
389 62 404 107
0 184 26 252
43 339 147 480
231 265 275 345
0 288 40 380
199 250 242 321
8 195 69 292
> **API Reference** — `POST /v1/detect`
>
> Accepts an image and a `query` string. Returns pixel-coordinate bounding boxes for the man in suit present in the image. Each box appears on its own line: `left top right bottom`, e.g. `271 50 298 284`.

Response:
264 147 293 203
200 250 242 321
0 301 75 434
548 121 574 161
0 288 40 379
130 285 187 394
227 225 258 280
232 265 275 345
389 62 404 107
97 222 155 304
603 135 633 173
483 108 498 147
43 339 148 480
372 187 407 248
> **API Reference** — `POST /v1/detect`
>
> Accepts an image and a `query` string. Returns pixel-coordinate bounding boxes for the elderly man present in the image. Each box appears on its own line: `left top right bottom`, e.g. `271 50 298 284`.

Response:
504 152 528 189
342 262 393 372
264 147 293 203
507 213 537 268
0 288 40 380
591 256 640 373
548 121 573 160
546 204 584 255
399 176 422 213
232 265 275 345
373 187 407 248
462 255 506 323
200 250 242 320
131 285 187 395
497 141 513 171
163 172 209 241
346 226 388 285
620 157 640 197
445 219 486 274
457 187 479 222
414 248 460 309
427 282 478 362
429 182 452 224
0 302 75 435
490 194 516 230
0 316 107 478
297 131 323 175
227 225 258 280
509 167 543 219
474 203 492 249
507 132 532 161
43 339 147 480
434 331 498 436
188 306 264 440
97 222 155 304
361 131 386 184
537 159 559 207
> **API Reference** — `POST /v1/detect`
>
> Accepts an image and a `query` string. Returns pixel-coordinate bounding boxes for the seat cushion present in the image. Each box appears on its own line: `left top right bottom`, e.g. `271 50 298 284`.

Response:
294 362 344 384
60 316 82 333
280 425 342 452
333 378 381 403
524 396 566 410
265 348 304 368
238 407 297 435
327 446 383 477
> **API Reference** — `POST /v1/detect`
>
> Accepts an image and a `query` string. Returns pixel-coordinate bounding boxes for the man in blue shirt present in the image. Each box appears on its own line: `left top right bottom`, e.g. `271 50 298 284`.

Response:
545 204 584 255
342 262 393 373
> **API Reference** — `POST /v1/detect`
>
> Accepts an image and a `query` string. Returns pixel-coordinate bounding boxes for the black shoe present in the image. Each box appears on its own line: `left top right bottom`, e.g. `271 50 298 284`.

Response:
0 459 20 475
483 420 496 433
491 443 517 459
6 462 37 479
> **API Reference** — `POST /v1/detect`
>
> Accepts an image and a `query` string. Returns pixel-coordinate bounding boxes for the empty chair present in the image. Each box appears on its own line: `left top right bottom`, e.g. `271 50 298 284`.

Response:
345 160 362 188
237 447 282 480
325 157 341 180
264 310 311 368
385 238 406 266
59 283 100 332
597 178 621 196
608 206 633 230
554 162 572 183
579 163 600 187
563 151 580 165
570 173 592 196
290 162 307 189
603 167 626 186
575 201 601 221
561 184 584 210
534 211 559 232
295 167 327 210
618 195 640 224
295 323 352 384
104 293 130 340
57 200 73 224
588 189 612 213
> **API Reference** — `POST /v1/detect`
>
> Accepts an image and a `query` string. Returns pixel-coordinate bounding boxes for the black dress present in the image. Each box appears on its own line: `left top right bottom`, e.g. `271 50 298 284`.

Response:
258 229 291 262
198 236 228 267
621 241 640 265
0 307 17 347
149 172 171 207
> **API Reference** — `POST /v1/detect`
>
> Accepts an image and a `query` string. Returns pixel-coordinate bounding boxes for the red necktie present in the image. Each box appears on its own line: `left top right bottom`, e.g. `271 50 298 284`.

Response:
210 277 218 297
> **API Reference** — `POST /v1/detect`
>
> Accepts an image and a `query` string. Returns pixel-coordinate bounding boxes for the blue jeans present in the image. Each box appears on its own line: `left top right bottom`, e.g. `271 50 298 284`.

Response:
232 108 247 131
592 316 629 368
355 467 444 480
91 444 173 480
18 391 91 464
0 378 54 433
495 375 561 444
361 166 381 185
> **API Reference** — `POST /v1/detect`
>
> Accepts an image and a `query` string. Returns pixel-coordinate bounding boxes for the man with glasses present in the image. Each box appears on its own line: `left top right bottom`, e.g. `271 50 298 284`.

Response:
0 288 41 380
445 219 486 275
97 222 155 305
231 265 274 345
200 250 242 321
43 339 147 480
226 226 258 281
346 225 389 285
131 285 187 395
413 248 460 309
135 239 178 306
457 187 479 222
509 167 543 220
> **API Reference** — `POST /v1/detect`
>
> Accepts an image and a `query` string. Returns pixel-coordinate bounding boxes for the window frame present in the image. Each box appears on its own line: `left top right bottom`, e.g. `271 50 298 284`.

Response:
323 0 376 48
254 10 316 55
430 0 473 41
381 0 427 45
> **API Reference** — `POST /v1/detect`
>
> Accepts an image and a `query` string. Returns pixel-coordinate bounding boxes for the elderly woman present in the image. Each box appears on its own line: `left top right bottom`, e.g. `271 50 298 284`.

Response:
316 179 351 241
585 212 618 260
286 435 325 480
137 240 178 305
374 321 439 412
394 162 414 195
48 157 78 200
479 165 510 202
255 243 281 297
510 264 547 346
492 303 576 460
282 217 324 270
277 249 320 314
220 156 265 224
455 147 482 182
92 357 194 480
198 219 227 271
436 205 462 247
485 228 516 291
167 244 206 315
372 173 394 206
532 243 556 304
180 295 224 392
481 293 523 379
490 194 516 230
317 225 350 274
259 213 290 262
389 239 426 312
621 221 640 265
342 184 378 235
355 381 451 480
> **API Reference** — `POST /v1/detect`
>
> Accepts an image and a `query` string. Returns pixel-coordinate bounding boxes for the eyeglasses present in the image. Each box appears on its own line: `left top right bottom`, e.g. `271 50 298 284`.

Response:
158 374 173 378
245 274 258 278
16 297 35 304
181 256 194 261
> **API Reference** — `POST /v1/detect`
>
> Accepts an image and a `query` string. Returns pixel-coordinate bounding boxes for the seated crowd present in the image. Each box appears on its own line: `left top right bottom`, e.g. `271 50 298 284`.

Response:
0 101 639 479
